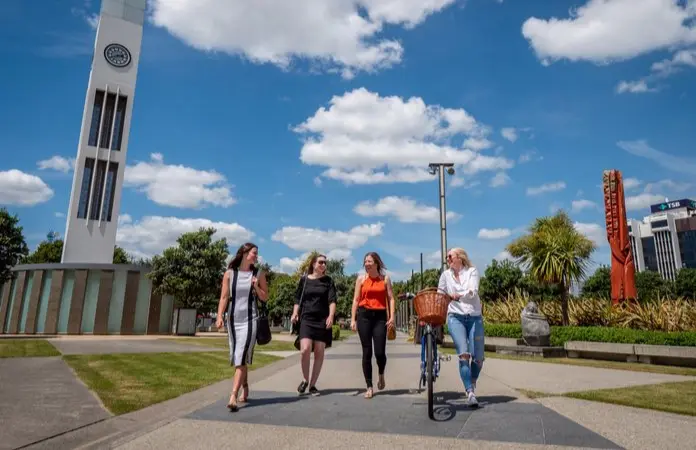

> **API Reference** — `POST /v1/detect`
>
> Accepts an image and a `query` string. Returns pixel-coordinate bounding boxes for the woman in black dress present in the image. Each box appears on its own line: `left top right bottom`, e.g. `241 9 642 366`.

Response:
291 253 337 395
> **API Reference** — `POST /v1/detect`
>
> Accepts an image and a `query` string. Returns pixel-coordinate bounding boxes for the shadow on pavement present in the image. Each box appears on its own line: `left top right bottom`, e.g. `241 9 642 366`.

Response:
430 392 517 422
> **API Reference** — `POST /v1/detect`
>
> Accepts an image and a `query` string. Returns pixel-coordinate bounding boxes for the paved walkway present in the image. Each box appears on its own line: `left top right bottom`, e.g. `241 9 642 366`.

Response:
26 333 691 450
8 333 696 449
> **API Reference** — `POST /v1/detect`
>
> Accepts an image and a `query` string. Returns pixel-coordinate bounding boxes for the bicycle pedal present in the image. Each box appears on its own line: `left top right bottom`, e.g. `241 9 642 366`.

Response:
439 355 451 362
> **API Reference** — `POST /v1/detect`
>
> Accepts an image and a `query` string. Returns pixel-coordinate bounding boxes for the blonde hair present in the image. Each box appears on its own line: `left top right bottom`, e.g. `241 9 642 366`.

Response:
449 247 472 269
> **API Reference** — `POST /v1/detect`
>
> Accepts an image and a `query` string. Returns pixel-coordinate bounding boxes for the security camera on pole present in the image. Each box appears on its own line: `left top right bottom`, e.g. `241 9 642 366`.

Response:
428 163 455 272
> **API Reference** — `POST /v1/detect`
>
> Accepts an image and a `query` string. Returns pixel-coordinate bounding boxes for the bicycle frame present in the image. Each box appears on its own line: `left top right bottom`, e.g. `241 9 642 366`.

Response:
419 323 440 388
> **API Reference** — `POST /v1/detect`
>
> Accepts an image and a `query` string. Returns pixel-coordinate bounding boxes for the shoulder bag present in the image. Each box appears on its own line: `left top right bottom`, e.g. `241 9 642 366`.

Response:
254 267 272 346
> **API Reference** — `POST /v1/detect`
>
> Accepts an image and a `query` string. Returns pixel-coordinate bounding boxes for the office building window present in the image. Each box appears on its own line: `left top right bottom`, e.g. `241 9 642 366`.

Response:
678 230 696 269
641 236 658 272
76 158 119 222
651 219 668 229
87 89 128 150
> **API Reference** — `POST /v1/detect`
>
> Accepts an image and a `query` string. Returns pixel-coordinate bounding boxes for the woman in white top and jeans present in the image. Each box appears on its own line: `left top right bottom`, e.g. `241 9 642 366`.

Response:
437 247 484 406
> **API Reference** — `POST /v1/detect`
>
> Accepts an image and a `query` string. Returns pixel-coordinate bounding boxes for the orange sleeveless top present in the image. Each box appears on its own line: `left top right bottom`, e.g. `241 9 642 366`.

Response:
359 275 387 310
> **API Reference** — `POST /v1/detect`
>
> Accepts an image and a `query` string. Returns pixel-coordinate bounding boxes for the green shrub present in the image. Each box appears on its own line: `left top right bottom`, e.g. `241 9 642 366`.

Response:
482 322 696 347
332 324 340 340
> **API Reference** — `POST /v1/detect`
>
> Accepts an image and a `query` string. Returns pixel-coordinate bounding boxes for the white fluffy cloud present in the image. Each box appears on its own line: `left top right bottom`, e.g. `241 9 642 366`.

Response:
490 172 511 187
116 214 254 259
272 222 384 256
522 0 696 64
618 140 696 176
574 222 605 247
500 127 518 142
625 193 665 211
274 248 352 274
571 199 598 212
526 181 566 196
0 170 54 206
617 48 696 94
353 196 461 223
294 88 513 184
124 153 235 209
37 156 75 173
477 228 511 240
149 0 456 78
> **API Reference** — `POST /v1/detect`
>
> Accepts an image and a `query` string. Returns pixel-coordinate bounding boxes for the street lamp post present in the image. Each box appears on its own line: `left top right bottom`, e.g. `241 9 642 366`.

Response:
428 163 455 271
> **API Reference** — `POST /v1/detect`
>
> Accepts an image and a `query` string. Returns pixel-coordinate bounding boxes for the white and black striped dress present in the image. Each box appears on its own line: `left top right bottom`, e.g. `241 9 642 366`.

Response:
226 269 257 367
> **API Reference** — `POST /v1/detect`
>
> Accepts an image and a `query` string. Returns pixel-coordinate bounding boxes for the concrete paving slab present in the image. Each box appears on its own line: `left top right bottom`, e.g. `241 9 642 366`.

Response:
540 397 696 450
0 357 110 450
184 389 620 448
480 357 695 394
50 338 219 355
115 419 591 450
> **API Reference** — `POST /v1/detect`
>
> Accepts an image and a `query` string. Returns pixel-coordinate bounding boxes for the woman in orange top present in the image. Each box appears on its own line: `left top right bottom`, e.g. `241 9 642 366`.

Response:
350 252 395 399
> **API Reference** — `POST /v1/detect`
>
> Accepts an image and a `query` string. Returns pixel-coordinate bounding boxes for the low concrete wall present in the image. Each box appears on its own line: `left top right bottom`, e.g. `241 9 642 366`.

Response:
565 341 696 368
0 263 174 336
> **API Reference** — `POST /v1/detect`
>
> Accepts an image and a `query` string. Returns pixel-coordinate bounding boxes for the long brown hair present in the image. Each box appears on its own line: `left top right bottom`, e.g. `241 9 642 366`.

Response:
228 242 257 270
307 253 327 275
363 251 386 276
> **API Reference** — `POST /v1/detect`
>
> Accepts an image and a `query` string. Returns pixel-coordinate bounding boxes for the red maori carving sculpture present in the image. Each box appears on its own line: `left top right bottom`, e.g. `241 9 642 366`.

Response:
602 170 637 305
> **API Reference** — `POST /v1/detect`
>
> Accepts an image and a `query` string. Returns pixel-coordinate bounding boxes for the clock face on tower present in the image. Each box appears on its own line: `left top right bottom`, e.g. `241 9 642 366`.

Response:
104 43 131 68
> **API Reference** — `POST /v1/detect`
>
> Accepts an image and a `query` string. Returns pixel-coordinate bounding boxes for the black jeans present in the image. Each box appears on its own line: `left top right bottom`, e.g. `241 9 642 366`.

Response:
357 307 387 388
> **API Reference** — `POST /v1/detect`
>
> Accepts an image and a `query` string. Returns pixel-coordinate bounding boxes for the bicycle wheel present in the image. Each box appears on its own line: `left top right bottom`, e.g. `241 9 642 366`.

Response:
426 330 434 420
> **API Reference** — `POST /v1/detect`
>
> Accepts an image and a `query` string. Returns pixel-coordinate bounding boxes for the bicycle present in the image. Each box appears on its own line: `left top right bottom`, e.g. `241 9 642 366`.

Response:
400 288 452 420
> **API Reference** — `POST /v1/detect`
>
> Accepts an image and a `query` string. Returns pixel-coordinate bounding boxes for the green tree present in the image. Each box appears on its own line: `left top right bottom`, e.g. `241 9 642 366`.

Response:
479 259 524 302
266 273 296 324
0 208 29 284
112 246 130 264
675 268 696 300
506 210 596 325
635 270 673 301
147 227 229 313
23 239 63 264
581 265 611 299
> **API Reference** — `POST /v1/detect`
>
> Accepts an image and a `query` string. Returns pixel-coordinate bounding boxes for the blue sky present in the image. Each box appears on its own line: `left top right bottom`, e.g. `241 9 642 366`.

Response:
1 0 695 280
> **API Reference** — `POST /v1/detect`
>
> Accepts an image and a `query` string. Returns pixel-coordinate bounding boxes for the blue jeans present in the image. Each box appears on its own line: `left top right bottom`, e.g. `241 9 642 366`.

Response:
447 313 484 393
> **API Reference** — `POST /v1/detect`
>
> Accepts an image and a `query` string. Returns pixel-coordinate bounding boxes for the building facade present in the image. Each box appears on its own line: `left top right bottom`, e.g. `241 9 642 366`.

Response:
628 199 696 280
62 0 145 263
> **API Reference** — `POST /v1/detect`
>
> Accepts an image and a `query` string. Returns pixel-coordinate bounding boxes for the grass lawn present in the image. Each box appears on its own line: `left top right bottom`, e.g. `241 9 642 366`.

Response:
64 351 280 415
0 339 61 358
169 337 298 352
567 380 696 417
439 346 696 377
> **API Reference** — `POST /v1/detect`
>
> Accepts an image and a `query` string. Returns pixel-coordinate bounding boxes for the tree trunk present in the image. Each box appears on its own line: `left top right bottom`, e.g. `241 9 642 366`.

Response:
561 282 569 326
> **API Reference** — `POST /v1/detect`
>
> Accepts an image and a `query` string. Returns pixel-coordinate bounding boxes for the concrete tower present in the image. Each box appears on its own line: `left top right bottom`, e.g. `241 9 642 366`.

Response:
62 0 145 263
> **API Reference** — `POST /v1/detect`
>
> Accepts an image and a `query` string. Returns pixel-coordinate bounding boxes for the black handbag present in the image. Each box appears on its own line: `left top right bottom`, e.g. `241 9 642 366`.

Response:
253 268 272 346
292 275 308 351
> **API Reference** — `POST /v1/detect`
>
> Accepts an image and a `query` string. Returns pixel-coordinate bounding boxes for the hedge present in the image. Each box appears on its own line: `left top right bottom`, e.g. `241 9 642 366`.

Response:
483 323 696 347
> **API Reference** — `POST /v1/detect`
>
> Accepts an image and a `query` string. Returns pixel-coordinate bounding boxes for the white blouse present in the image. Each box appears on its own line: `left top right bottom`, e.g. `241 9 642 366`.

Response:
437 266 482 317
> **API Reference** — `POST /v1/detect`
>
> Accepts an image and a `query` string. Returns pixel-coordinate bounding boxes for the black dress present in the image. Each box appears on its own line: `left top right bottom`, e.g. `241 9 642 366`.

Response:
295 275 337 346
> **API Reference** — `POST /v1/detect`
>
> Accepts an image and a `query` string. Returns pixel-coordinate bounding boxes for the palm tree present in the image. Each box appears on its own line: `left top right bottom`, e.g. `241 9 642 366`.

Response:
506 210 596 325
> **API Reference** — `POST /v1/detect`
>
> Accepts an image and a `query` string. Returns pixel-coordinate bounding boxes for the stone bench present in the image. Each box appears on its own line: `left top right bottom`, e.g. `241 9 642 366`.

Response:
564 341 696 368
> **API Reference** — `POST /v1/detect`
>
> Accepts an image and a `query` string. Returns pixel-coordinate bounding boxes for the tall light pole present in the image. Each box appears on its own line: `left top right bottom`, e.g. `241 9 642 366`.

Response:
428 163 455 271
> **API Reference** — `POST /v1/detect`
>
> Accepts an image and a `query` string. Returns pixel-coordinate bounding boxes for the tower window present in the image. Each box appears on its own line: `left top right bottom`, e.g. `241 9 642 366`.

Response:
76 158 119 221
87 89 128 150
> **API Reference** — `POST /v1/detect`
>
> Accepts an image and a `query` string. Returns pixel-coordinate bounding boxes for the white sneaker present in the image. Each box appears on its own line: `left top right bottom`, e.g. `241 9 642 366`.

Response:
467 391 478 407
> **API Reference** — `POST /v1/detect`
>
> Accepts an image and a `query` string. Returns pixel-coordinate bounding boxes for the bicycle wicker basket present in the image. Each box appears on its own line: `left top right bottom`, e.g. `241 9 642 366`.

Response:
413 287 452 326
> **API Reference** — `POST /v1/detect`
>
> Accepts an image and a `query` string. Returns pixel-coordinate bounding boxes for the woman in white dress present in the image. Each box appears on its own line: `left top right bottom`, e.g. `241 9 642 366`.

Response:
216 242 268 412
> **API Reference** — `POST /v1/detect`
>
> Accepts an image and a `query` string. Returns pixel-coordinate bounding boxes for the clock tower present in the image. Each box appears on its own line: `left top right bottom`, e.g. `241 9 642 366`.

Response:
62 0 145 263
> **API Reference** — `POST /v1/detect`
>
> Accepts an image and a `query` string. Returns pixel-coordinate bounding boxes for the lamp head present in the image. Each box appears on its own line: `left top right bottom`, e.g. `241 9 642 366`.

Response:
446 167 455 175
